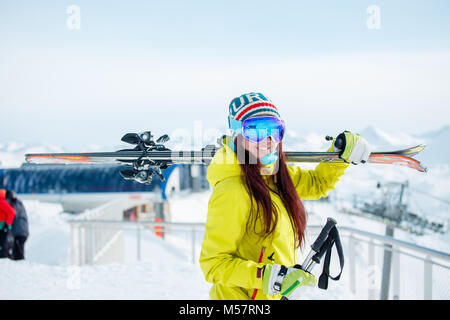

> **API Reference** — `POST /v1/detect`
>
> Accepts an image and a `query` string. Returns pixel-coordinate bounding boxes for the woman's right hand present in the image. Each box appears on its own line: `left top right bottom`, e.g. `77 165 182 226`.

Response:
262 264 316 298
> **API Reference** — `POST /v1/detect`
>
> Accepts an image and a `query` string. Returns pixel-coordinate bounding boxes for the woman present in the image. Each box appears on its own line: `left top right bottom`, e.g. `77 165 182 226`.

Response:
199 92 370 300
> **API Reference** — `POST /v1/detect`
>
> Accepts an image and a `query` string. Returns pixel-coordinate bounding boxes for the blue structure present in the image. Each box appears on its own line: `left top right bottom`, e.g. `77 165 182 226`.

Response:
0 164 208 199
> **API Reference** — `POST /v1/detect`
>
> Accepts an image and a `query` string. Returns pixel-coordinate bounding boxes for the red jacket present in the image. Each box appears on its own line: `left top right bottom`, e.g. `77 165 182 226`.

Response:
0 192 15 226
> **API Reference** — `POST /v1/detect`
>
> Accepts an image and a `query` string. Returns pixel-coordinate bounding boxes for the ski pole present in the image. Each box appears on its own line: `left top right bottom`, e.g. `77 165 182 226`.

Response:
281 217 337 300
303 217 337 272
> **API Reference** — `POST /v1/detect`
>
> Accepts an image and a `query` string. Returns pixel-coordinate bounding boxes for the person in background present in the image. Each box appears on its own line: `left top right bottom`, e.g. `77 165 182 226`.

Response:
6 190 29 260
0 189 15 258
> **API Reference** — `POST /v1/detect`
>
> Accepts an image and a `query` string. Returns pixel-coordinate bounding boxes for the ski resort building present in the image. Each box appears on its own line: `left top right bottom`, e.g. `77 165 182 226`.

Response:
0 163 209 213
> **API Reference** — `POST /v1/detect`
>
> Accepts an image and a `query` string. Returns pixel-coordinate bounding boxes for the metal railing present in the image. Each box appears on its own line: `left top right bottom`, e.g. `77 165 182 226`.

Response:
68 197 153 265
69 219 450 300
69 220 205 265
306 225 450 300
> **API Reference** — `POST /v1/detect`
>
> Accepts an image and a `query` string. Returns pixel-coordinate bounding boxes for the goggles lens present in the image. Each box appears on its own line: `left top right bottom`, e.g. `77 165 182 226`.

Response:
242 116 285 143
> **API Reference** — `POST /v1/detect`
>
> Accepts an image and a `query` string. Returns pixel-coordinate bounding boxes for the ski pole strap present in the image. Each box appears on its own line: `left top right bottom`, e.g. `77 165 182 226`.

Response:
317 226 344 290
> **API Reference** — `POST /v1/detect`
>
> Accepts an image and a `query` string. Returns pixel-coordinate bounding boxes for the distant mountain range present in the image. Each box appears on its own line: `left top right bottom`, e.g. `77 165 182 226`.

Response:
0 143 63 168
283 125 449 168
414 125 450 165
1 125 449 168
0 143 103 169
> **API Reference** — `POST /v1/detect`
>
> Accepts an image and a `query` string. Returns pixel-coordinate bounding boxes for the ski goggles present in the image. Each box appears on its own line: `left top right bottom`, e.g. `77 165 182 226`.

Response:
228 116 285 143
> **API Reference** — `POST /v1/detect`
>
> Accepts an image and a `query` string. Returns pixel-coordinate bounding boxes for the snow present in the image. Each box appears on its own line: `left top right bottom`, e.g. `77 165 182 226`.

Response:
169 190 210 223
22 201 70 266
1 199 211 300
1 258 210 300
0 194 357 300
3 185 448 300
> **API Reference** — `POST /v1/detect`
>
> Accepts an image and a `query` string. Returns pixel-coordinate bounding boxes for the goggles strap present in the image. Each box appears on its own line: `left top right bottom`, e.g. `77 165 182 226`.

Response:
228 116 243 134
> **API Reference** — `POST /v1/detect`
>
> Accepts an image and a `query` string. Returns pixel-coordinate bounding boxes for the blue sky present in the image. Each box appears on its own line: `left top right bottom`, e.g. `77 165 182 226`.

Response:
1 0 449 148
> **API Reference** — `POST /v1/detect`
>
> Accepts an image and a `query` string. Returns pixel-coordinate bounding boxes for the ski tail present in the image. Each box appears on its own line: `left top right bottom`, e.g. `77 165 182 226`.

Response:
24 152 141 165
368 154 428 172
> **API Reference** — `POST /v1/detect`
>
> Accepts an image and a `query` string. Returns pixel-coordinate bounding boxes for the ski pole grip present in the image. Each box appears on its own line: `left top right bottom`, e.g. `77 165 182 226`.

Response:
311 241 329 265
311 218 337 253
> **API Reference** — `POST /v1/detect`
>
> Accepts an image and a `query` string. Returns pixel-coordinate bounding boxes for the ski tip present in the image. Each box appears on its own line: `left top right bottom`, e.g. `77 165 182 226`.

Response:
417 144 427 150
407 144 427 154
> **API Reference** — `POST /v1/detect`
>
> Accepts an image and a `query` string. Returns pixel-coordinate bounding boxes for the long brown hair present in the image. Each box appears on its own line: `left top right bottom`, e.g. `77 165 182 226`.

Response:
235 136 307 248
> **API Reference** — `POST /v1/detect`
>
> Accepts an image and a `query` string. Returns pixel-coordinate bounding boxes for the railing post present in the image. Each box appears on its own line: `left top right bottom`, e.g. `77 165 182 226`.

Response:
424 255 433 300
381 225 394 300
191 226 196 264
137 222 141 261
368 239 376 300
349 233 356 294
79 225 83 265
88 224 94 265
392 247 400 300
69 222 74 266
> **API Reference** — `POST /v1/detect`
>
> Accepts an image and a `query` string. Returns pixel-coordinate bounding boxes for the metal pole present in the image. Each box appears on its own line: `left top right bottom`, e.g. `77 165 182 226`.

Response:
191 227 196 264
381 182 405 300
79 225 83 265
392 247 400 300
155 200 165 239
424 255 433 300
349 233 356 294
380 225 394 300
368 239 376 300
88 225 94 265
69 223 74 266
137 223 141 261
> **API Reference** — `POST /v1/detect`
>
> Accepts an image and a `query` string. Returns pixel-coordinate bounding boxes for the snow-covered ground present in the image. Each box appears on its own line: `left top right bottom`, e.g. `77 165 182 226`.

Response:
0 193 356 300
2 185 448 300
1 199 211 300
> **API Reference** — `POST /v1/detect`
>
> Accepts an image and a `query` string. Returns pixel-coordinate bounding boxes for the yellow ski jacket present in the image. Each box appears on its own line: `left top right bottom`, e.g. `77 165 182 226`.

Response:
199 136 349 300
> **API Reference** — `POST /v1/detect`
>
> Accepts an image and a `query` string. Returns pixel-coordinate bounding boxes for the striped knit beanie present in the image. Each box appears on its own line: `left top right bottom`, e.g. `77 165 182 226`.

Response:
227 92 282 166
228 92 281 123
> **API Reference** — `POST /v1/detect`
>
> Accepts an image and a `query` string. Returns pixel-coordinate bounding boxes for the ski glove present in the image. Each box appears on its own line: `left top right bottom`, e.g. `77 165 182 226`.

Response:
262 264 316 298
333 131 371 164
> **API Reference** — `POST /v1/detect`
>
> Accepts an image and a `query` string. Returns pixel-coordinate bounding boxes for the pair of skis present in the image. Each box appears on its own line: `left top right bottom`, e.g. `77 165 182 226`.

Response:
25 131 428 184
